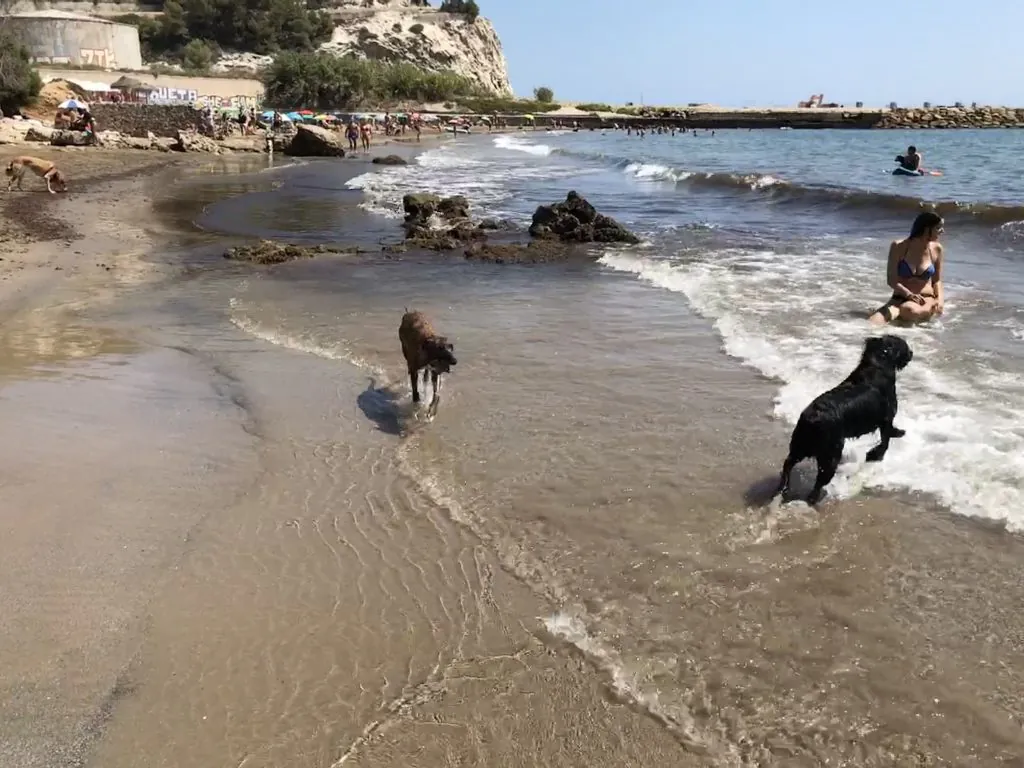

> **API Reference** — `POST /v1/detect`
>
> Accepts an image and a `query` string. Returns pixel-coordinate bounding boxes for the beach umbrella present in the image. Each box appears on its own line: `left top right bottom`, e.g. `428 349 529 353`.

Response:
261 109 275 119
286 111 303 121
315 114 334 121
298 109 314 116
523 114 535 121
58 98 88 110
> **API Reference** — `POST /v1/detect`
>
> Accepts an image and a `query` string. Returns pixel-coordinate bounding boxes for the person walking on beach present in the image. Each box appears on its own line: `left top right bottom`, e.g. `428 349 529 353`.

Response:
359 120 373 152
868 211 945 324
346 120 359 151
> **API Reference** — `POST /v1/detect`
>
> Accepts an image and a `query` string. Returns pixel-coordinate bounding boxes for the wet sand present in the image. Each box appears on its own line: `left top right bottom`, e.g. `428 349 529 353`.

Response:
5 139 1024 768
0 148 695 767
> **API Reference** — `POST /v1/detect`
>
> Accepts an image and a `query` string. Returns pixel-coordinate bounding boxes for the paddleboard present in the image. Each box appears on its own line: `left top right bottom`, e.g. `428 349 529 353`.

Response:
892 167 943 177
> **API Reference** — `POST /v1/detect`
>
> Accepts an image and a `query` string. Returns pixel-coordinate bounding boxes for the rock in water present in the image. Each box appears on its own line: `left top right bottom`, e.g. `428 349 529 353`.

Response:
371 154 408 165
283 124 347 157
402 193 476 249
529 191 640 244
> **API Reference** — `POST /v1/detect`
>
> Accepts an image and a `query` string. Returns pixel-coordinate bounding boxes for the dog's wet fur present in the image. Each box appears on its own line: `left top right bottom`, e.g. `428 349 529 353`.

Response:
399 310 457 417
772 334 914 505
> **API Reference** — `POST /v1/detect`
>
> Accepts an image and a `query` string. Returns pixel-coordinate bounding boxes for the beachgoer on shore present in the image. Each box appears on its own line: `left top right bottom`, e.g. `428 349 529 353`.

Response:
346 120 359 151
896 145 923 173
360 120 372 152
868 211 945 325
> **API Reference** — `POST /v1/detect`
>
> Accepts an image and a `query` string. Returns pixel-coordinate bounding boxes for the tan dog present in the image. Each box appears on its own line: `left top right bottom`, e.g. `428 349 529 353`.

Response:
5 156 68 194
399 310 457 416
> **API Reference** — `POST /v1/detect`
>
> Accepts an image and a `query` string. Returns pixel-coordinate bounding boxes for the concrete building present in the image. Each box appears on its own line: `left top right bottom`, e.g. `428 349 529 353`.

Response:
3 10 143 71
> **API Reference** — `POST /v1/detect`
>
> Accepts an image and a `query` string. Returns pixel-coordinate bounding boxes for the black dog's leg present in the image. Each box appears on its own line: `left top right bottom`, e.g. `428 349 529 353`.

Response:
868 400 902 461
808 445 843 505
409 367 421 403
866 432 892 462
774 455 798 499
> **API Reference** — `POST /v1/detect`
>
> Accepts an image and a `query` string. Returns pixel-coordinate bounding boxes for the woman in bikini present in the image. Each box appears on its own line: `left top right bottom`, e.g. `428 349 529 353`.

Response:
868 211 945 325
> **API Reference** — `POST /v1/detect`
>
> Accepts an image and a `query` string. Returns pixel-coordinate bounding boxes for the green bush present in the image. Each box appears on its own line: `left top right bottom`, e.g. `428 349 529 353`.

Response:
0 29 43 117
116 0 333 61
181 38 217 71
576 102 612 113
533 86 553 103
263 52 480 109
456 96 561 114
439 0 480 20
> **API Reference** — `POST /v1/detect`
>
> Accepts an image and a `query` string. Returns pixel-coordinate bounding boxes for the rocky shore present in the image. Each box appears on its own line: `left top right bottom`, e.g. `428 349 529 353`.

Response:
223 190 640 266
875 106 1024 129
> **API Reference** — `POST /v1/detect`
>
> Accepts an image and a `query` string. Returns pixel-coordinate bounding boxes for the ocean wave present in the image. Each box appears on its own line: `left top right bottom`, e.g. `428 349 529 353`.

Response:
543 145 1024 226
599 249 1024 530
492 135 553 156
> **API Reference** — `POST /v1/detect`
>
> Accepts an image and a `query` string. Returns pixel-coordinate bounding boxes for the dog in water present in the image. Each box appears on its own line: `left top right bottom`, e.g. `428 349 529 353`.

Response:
399 310 457 417
772 334 913 505
5 156 68 194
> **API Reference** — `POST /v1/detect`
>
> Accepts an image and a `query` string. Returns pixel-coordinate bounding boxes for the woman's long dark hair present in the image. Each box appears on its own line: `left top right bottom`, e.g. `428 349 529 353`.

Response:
909 211 943 239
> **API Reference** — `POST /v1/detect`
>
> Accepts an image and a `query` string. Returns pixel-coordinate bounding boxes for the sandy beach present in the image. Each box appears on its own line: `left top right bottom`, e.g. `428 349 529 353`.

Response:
6 125 1024 768
0 144 695 768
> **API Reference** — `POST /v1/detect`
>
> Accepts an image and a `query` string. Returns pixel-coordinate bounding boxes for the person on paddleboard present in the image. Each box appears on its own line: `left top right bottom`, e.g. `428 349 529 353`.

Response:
895 145 924 174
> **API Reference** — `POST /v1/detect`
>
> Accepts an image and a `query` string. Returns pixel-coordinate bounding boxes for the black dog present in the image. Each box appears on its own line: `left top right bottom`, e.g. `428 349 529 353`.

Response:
773 334 913 505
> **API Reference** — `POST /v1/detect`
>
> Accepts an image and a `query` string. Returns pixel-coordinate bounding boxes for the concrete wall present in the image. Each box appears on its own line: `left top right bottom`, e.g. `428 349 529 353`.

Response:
37 68 264 108
90 104 197 137
9 17 143 70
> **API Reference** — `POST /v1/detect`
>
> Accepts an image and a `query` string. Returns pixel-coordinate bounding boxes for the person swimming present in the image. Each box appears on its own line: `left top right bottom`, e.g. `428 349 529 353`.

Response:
895 145 923 173
868 211 945 325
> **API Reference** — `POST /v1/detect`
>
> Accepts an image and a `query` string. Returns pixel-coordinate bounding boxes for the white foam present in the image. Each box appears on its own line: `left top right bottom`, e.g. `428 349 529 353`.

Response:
599 250 1024 530
543 611 737 758
492 134 553 156
228 298 387 378
345 143 578 220
623 162 691 184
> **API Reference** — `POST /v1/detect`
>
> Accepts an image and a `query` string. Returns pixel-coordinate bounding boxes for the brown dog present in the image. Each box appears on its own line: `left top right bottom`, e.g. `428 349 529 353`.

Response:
399 310 457 416
5 156 68 194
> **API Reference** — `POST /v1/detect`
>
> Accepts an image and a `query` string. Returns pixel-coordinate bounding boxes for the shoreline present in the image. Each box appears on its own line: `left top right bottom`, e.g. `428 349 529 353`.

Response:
4 132 1024 766
0 139 698 768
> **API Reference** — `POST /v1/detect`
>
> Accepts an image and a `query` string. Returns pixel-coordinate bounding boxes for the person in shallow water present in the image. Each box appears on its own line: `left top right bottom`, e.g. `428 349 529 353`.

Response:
868 211 945 324
895 145 923 173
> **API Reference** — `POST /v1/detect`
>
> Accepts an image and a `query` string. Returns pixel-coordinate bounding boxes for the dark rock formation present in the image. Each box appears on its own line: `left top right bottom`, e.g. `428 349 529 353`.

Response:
402 192 479 250
371 154 408 165
283 123 347 157
529 191 640 244
463 240 581 264
224 240 364 264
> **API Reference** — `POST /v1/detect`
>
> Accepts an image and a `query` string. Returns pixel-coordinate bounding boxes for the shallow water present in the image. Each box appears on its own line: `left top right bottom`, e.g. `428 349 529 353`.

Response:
42 132 1024 766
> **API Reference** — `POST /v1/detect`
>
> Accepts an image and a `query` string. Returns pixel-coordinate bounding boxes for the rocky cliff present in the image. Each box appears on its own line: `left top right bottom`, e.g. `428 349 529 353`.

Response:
214 0 512 96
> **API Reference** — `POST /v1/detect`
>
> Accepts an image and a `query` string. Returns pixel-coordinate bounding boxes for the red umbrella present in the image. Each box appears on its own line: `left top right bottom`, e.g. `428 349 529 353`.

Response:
298 109 314 116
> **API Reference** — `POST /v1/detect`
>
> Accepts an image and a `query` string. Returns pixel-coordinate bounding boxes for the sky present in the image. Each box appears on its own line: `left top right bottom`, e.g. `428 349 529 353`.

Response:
480 0 1024 107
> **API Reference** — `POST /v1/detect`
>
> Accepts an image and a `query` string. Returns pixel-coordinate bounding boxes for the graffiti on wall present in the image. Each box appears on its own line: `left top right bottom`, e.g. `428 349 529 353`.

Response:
147 88 262 110
80 48 117 68
30 49 117 68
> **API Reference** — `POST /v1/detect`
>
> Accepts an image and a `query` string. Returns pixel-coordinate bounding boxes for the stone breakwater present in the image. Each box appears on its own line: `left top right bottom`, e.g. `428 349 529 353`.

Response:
876 106 1024 129
91 104 198 138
